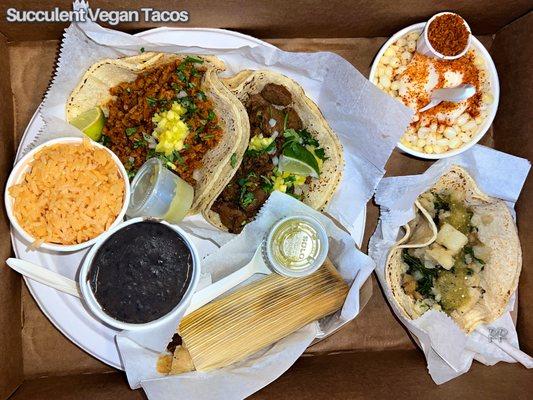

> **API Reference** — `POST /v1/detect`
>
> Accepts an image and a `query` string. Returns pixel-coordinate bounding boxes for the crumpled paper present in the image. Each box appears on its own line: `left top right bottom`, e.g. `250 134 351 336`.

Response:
369 144 531 384
119 191 376 399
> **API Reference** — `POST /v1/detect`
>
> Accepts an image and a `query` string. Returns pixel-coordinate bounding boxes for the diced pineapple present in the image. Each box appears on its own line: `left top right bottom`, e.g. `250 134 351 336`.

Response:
436 223 468 254
426 244 455 270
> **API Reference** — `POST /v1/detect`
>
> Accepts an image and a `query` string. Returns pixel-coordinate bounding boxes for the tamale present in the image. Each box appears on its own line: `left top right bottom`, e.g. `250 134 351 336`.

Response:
168 259 348 373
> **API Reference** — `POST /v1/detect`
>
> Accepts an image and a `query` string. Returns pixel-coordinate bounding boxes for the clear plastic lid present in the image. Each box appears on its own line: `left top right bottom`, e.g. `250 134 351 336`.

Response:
265 215 329 278
127 158 193 223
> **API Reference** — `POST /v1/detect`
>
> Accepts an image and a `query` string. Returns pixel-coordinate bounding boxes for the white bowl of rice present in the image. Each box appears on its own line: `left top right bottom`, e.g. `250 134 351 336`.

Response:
5 137 130 252
369 23 499 159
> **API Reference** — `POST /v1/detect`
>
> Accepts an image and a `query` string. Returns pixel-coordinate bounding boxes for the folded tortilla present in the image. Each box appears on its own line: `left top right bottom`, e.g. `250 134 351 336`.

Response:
202 70 344 230
66 52 249 214
386 166 522 332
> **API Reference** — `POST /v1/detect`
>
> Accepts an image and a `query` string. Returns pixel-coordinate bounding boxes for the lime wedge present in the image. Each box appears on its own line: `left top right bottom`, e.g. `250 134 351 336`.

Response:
279 143 320 178
278 155 319 178
70 107 105 141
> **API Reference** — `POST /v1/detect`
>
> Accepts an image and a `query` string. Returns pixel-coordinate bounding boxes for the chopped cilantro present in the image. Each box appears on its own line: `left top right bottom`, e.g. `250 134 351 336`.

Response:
99 134 110 146
207 110 216 121
140 47 145 53
261 175 274 192
125 127 137 136
314 147 327 160
230 153 237 168
133 139 146 149
176 70 187 82
196 91 207 101
174 151 185 165
240 190 255 208
184 55 204 64
146 97 158 107
402 250 437 297
464 245 485 265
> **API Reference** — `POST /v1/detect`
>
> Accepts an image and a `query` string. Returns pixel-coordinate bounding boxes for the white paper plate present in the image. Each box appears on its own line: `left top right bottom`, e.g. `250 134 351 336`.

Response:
11 27 367 369
369 23 499 160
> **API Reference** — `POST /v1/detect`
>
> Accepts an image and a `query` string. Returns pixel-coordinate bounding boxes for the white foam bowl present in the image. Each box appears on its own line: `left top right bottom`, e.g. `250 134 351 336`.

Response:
5 137 130 252
369 22 500 160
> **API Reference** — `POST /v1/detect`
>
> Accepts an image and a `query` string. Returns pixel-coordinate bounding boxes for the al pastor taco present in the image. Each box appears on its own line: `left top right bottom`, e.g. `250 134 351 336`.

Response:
66 52 249 213
202 70 344 233
386 166 522 332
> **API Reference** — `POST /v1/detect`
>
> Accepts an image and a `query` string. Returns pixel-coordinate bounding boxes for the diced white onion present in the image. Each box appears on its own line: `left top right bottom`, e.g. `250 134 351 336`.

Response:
192 169 202 181
271 131 279 140
177 90 187 98
268 118 277 127
272 156 279 166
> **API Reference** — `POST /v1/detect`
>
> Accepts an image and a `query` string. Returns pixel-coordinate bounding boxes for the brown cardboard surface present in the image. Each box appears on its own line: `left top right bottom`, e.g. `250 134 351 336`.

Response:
6 33 503 378
0 0 530 41
0 33 22 400
1 5 532 398
491 12 533 354
10 351 533 400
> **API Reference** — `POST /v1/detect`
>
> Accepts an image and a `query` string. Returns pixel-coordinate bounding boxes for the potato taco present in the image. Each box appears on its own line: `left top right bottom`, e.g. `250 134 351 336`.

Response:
202 70 344 233
386 166 522 332
66 52 249 213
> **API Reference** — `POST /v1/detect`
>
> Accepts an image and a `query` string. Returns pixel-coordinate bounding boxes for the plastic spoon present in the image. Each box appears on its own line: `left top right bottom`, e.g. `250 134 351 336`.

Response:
185 243 271 315
476 326 533 368
418 84 476 112
6 250 271 314
6 258 81 297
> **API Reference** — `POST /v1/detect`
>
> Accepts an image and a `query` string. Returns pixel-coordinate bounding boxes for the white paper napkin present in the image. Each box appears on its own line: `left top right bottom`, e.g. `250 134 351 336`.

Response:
118 191 375 398
369 144 531 384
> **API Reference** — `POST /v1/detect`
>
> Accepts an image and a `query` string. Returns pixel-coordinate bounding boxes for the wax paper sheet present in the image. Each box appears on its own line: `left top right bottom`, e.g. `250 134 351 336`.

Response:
29 1 415 397
119 191 376 398
368 145 531 384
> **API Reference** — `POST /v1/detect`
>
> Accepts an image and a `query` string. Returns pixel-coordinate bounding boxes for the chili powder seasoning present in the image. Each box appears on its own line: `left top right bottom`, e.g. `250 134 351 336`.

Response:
428 14 470 56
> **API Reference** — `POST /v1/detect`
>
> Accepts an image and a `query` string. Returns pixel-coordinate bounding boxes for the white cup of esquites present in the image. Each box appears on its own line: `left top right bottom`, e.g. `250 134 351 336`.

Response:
370 23 498 159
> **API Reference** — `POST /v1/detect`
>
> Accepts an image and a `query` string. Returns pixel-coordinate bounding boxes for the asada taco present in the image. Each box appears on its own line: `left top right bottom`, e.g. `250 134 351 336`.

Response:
202 70 344 233
386 166 522 332
66 52 249 213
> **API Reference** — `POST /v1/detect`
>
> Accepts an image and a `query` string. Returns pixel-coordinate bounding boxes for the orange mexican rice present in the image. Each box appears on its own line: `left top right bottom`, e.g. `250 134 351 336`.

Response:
9 140 125 245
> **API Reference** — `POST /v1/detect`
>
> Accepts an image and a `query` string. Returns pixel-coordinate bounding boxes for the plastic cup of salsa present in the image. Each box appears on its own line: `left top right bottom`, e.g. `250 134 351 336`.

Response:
127 158 194 224
78 217 201 331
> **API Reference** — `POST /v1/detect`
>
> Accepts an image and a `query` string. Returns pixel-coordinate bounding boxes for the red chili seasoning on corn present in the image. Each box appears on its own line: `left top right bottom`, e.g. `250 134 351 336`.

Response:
428 14 470 56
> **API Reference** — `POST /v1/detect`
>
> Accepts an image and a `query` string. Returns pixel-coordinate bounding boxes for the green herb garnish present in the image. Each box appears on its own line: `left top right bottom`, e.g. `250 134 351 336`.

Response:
230 153 237 168
402 250 437 297
147 97 158 107
125 127 137 137
184 55 204 64
133 139 146 149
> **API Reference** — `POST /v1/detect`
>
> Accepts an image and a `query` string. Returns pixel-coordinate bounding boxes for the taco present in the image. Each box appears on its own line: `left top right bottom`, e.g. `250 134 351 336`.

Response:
386 166 522 332
66 52 249 213
202 70 344 233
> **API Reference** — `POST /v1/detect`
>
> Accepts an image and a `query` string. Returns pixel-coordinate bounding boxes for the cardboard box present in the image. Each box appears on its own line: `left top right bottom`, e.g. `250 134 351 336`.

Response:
0 1 531 398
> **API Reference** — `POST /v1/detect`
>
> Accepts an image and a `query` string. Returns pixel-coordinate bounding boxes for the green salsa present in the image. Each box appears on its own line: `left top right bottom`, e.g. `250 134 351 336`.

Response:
435 269 470 312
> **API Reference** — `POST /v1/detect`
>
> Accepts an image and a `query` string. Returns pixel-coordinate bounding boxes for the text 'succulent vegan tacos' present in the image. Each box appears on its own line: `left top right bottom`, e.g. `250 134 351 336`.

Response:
202 70 344 233
66 52 249 214
386 166 522 333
